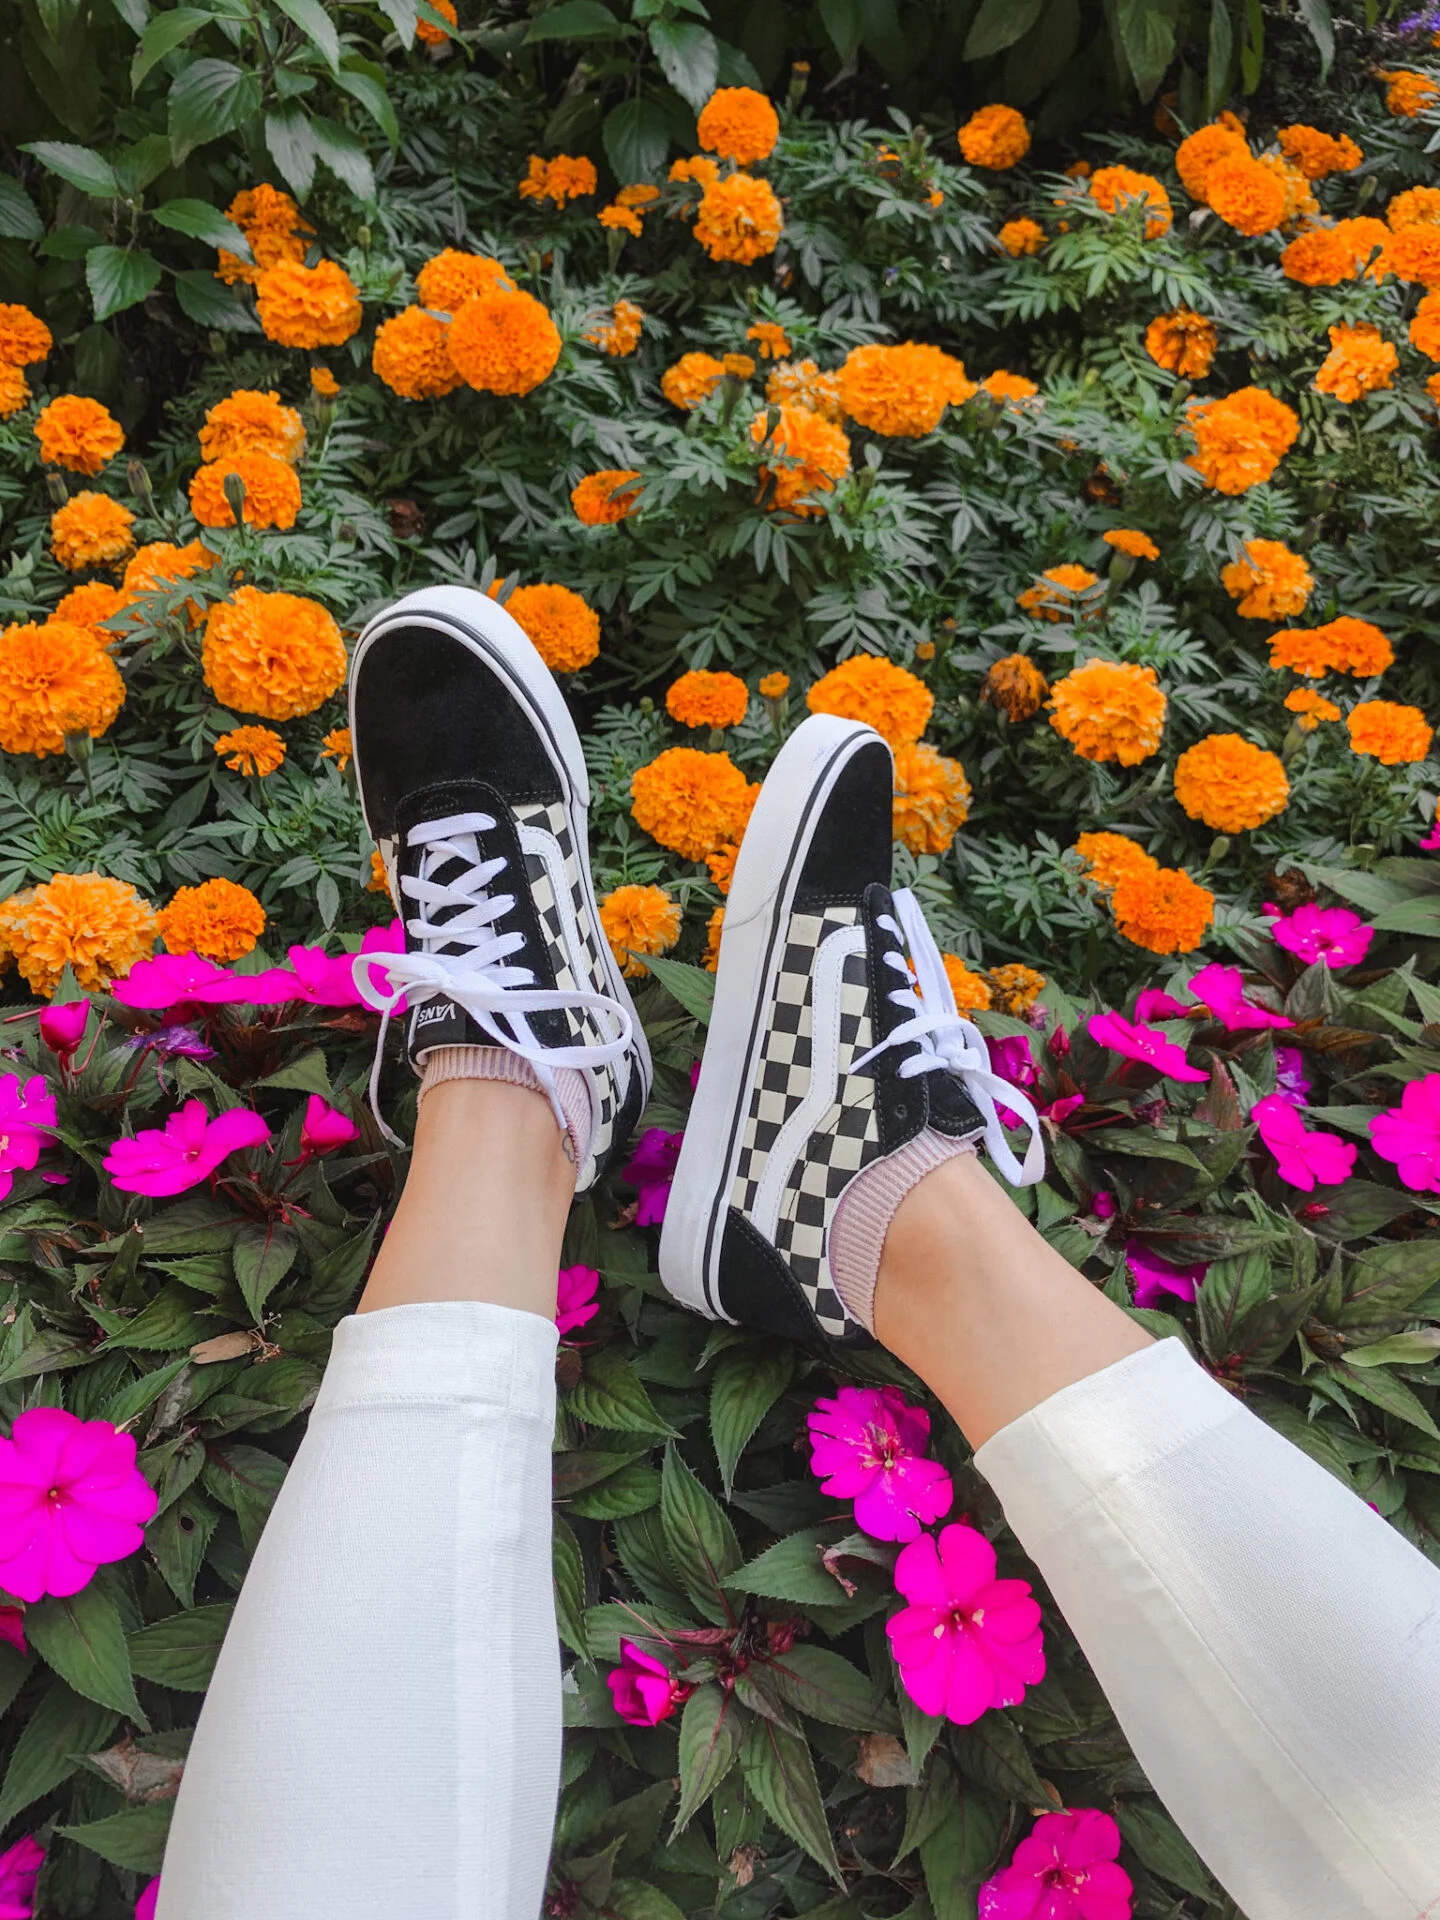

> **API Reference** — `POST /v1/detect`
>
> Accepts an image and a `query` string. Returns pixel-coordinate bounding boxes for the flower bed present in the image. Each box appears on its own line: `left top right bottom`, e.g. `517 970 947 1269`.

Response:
1 18 1440 1917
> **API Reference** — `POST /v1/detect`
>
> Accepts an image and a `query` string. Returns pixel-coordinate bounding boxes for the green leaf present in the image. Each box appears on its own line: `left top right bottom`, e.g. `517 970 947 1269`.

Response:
114 134 174 196
178 269 263 331
26 1582 143 1721
264 103 319 198
0 1683 118 1830
1116 1801 1216 1900
1331 1361 1440 1441
918 1780 1003 1920
1294 0 1334 76
950 1714 1052 1805
375 0 418 42
1195 1251 1272 1364
566 1348 674 1436
674 1683 745 1831
131 8 216 88
96 1282 211 1353
710 1344 791 1495
232 1220 299 1323
86 242 163 320
817 0 862 60
335 57 400 149
767 1646 897 1732
1345 1330 1440 1368
1114 0 1176 98
727 1525 887 1608
606 1881 687 1920
168 58 263 164
963 0 1043 60
660 1444 741 1621
603 97 672 185
128 1602 234 1689
1099 1132 1204 1171
271 0 340 70
0 176 44 240
201 1443 286 1551
648 21 719 110
740 1715 843 1883
59 1799 172 1873
1336 1242 1440 1329
553 1513 588 1657
525 0 627 39
569 1462 663 1520
641 953 714 1025
99 1355 190 1427
310 114 377 202
21 140 119 197
152 198 251 256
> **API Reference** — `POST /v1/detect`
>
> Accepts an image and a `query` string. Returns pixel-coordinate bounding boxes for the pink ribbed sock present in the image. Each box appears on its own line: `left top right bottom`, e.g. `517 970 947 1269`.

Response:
417 1046 594 1168
828 1130 975 1332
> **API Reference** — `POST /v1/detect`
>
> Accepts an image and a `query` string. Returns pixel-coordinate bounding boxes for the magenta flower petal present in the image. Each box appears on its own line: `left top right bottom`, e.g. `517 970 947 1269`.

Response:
135 1881 160 1920
809 1387 952 1542
0 1833 44 1920
104 1100 270 1197
1134 987 1189 1022
889 1523 1044 1727
621 1128 682 1226
607 1639 686 1726
0 1608 25 1658
555 1265 600 1339
1370 1074 1440 1194
1125 1241 1207 1308
1087 1011 1208 1083
1252 1092 1356 1191
981 1809 1133 1920
1186 963 1292 1032
38 1001 88 1056
0 1409 157 1604
1267 903 1373 968
299 1096 359 1158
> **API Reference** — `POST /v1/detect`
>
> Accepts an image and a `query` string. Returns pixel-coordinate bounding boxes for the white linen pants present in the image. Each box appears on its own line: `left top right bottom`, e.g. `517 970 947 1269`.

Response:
157 1304 1440 1920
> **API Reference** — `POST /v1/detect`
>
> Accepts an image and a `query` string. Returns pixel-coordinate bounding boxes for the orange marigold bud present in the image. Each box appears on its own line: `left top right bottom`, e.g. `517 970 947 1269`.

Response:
758 671 790 699
202 587 346 720
1346 699 1433 763
598 884 683 979
255 259 362 348
697 87 780 165
631 747 755 861
34 395 123 476
667 670 749 730
310 366 340 396
157 877 267 962
447 287 561 396
807 655 932 748
50 493 134 572
892 742 971 853
1111 866 1214 955
599 203 644 237
957 104 1030 170
1220 539 1313 620
1049 659 1166 765
214 725 287 776
321 725 352 771
981 653 1048 721
1102 528 1160 560
1284 688 1341 731
981 370 1039 405
1144 307 1217 379
1173 733 1290 832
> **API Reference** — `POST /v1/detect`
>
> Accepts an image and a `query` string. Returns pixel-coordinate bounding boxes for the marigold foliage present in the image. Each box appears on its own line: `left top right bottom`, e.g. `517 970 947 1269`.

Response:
1111 866 1215 954
943 955 992 1009
0 622 126 755
839 341 973 437
0 304 52 365
202 587 347 720
1049 659 1166 765
666 670 749 729
980 654 1047 721
1 873 156 996
806 655 932 747
1220 540 1313 620
504 584 600 673
571 470 642 524
1314 323 1398 402
415 250 510 312
1089 165 1171 237
34 395 124 475
189 452 302 530
598 885 683 979
255 259 362 348
1185 387 1300 493
157 878 267 962
1173 733 1290 832
1074 831 1159 891
751 404 851 514
372 308 464 400
199 390 304 464
50 492 134 571
697 87 779 165
214 726 287 776
958 105 1030 170
1144 308 1217 378
631 748 754 861
1346 700 1434 764
693 173 784 264
892 742 971 853
447 288 561 396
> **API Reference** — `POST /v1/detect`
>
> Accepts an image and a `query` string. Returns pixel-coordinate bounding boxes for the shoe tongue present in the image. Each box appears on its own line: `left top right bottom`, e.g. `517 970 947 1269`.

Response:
396 780 514 962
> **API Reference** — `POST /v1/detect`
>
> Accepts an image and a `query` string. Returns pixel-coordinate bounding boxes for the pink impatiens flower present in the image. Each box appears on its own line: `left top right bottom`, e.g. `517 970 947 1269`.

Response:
556 1264 600 1339
979 1808 1133 1920
1252 1092 1356 1191
1186 963 1292 1033
0 1408 158 1602
886 1522 1044 1724
1370 1074 1440 1193
607 1639 691 1725
0 1835 44 1920
103 1099 271 1197
808 1386 953 1543
1265 902 1373 968
38 1000 88 1057
135 1882 159 1920
0 1077 58 1202
1125 1241 1208 1308
1273 1045 1311 1108
621 1127 683 1226
298 1096 358 1160
1087 1012 1208 1083
1133 986 1188 1022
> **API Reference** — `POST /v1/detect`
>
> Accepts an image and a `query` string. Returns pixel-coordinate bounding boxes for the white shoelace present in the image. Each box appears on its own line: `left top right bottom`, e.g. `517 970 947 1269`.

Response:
852 887 1044 1187
352 810 633 1146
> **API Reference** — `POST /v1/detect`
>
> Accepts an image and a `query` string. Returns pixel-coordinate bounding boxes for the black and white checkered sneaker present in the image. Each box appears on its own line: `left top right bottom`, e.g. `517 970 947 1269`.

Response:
347 585 650 1191
660 713 1042 1347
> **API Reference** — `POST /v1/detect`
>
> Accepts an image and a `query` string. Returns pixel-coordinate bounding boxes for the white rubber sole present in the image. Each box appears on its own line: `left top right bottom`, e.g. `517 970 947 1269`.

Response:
348 584 653 1136
658 714 887 1321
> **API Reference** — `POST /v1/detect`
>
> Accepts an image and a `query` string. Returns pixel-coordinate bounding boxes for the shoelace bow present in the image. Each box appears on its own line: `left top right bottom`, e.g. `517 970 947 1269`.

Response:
853 887 1044 1187
352 810 632 1146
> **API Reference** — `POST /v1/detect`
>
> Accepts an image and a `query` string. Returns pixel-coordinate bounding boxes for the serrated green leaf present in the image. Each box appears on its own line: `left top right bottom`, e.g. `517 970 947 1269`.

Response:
640 952 714 1025
660 1444 740 1621
26 1583 143 1722
1116 1800 1215 1899
0 175 45 240
740 1715 843 1883
710 1343 791 1494
603 97 671 184
22 140 119 197
232 1220 299 1322
648 20 718 110
674 1683 744 1831
153 198 251 256
59 1798 172 1873
963 0 1043 60
526 0 627 40
131 8 215 88
0 1683 118 1829
168 58 263 164
127 1602 233 1689
767 1645 897 1731
85 243 162 321
271 0 340 70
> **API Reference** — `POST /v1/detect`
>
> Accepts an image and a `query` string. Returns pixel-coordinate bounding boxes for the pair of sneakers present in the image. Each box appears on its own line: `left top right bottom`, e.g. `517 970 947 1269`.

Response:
348 587 1041 1349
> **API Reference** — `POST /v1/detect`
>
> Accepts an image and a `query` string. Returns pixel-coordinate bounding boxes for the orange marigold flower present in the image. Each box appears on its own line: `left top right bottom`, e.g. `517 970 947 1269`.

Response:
943 955 992 1011
1380 69 1440 117
670 155 722 191
1256 153 1319 228
631 747 754 861
1 873 156 997
599 204 643 237
1277 125 1362 180
415 0 458 45
202 587 346 720
981 370 1039 405
321 725 352 771
758 671 790 699
667 669 749 730
1175 122 1250 199
988 962 1046 1016
0 621 125 755
447 287 561 396
1103 528 1160 560
747 322 790 359
1049 658 1166 765
616 184 661 210
1346 699 1433 763
724 352 756 380
765 359 843 420
255 259 362 349
124 540 215 597
1017 563 1101 621
1314 322 1397 403
1204 154 1288 235
1388 185 1440 230
504 583 600 673
1324 616 1393 677
957 104 1030 170
598 884 682 979
981 653 1048 721
1383 223 1440 286
697 87 780 165
807 655 932 748
571 470 642 525
662 351 727 410
310 366 340 397
893 742 971 854
215 225 306 289
1428 369 1440 407
0 363 28 418
693 173 784 264
368 849 391 896
214 725 287 776
706 843 740 894
998 217 1046 257
584 298 644 357
0 305 52 367
1281 216 1391 286
50 493 134 572
839 341 974 437
1173 733 1289 832
703 904 725 971
1220 539 1313 620
157 877 267 962
1089 165 1172 238
52 583 127 643
518 153 597 203
1285 688 1341 731
34 395 123 476
1073 831 1159 891
198 389 304 466
416 250 510 313
1144 308 1217 379
1185 386 1299 494
1111 866 1214 955
189 451 301 531
372 307 464 400
1409 291 1440 360
751 403 851 514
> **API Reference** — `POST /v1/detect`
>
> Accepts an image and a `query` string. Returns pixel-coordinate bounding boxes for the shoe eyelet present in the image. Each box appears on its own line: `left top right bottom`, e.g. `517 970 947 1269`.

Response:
894 1103 907 1120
